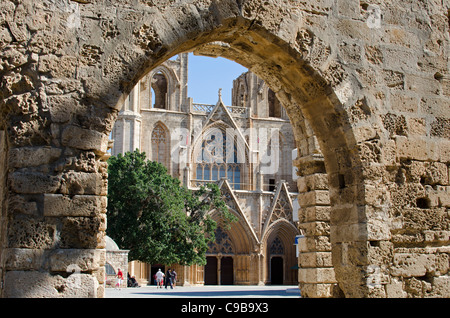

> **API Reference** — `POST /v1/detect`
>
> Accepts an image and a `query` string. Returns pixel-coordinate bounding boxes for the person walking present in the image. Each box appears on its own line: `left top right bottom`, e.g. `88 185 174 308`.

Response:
165 268 173 289
155 268 165 288
172 269 177 287
115 268 123 290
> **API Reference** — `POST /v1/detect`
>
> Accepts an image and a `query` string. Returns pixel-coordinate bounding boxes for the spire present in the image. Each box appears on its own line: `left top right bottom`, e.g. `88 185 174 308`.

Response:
218 88 223 103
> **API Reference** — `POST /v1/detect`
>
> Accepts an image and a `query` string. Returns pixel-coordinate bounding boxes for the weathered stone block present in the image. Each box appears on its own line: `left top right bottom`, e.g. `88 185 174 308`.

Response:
4 248 44 271
38 54 78 78
9 171 61 194
299 221 330 236
350 124 379 144
8 216 57 249
430 276 450 298
367 241 394 266
332 242 368 269
1 0 449 299
298 190 330 207
49 249 105 272
299 267 336 284
330 205 365 225
299 235 331 253
299 283 336 298
61 125 108 154
423 230 450 245
43 194 107 217
389 92 419 113
408 117 426 136
60 171 106 196
406 74 441 95
294 155 326 175
406 161 449 186
8 194 38 216
420 96 450 117
336 0 360 19
382 113 408 136
385 278 407 298
297 173 329 193
9 146 62 168
396 136 439 161
3 271 98 298
46 94 81 123
391 253 436 277
60 216 105 249
331 223 368 243
299 251 333 268
299 205 331 223
367 217 392 241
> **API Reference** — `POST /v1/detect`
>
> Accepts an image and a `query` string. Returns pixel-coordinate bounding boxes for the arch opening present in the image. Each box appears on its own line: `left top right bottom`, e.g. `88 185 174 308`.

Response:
110 19 365 297
0 5 375 299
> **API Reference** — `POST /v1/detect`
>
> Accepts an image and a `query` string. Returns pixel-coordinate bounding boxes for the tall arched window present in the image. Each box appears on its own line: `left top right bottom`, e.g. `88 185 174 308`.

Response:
151 122 170 169
194 128 243 190
268 88 282 118
151 71 168 109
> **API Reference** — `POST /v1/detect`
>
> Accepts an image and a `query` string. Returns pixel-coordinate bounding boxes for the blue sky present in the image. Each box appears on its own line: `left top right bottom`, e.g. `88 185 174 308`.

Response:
186 53 248 106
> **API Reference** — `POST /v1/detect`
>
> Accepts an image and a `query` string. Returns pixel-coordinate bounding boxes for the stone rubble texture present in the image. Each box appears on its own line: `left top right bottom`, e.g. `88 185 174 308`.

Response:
0 0 448 298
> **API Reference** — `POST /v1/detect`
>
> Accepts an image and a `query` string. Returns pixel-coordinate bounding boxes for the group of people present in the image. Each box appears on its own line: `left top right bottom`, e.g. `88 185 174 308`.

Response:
113 268 140 289
154 268 177 289
113 267 177 289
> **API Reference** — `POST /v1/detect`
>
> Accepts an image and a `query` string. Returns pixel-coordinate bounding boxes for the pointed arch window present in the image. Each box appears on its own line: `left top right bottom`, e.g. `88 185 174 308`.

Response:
151 122 170 169
268 88 282 118
151 71 168 109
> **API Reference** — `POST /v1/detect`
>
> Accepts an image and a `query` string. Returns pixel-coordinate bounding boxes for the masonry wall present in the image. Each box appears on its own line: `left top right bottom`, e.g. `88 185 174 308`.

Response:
105 251 129 288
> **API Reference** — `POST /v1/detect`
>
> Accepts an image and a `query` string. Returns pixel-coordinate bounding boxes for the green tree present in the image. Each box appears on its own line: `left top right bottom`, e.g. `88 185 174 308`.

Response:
106 150 236 266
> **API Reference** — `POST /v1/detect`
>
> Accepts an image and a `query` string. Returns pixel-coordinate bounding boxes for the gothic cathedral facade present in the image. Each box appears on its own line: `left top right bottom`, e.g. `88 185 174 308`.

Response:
111 53 300 286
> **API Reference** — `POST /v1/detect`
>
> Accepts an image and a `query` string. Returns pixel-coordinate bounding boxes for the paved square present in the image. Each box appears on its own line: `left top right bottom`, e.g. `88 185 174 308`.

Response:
105 285 301 298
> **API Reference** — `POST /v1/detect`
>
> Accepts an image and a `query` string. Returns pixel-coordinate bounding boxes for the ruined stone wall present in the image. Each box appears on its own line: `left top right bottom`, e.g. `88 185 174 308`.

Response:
0 0 448 298
105 250 128 288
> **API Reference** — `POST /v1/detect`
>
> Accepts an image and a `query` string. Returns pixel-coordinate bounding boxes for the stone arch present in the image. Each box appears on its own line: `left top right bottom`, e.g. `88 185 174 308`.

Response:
2 0 448 298
0 3 364 298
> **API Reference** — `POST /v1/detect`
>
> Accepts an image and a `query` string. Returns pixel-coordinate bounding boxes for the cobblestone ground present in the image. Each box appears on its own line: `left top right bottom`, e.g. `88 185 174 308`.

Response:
105 285 301 298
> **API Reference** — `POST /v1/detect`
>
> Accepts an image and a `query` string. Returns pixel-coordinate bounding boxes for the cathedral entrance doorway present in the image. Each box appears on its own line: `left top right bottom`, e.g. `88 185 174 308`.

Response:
204 256 234 285
221 257 234 285
204 257 218 285
270 257 283 285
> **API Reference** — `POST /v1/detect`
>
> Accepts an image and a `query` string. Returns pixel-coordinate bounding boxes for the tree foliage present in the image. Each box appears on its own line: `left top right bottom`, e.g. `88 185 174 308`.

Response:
106 150 236 266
